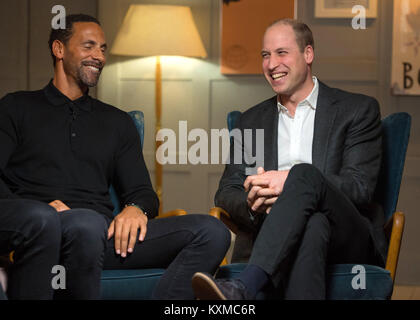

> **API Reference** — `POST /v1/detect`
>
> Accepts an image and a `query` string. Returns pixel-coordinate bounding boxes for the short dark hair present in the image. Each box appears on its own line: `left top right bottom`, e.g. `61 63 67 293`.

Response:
48 14 101 66
267 19 314 52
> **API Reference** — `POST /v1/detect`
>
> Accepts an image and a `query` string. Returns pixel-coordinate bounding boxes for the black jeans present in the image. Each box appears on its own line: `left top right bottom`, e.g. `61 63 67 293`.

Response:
249 163 380 299
103 214 231 299
0 199 230 299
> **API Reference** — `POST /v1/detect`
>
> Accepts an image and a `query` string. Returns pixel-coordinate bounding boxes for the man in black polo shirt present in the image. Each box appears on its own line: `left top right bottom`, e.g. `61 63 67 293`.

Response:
0 14 230 299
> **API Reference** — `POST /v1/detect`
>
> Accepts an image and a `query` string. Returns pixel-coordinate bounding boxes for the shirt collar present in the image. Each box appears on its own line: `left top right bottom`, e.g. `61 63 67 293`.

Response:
43 79 92 111
277 76 319 113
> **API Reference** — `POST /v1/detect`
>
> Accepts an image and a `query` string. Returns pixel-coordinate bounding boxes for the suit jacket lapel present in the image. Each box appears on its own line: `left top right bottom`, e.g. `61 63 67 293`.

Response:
312 81 338 172
262 96 278 171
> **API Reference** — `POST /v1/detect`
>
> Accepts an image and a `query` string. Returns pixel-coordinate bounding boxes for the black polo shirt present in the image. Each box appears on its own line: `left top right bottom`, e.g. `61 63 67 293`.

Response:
0 80 158 220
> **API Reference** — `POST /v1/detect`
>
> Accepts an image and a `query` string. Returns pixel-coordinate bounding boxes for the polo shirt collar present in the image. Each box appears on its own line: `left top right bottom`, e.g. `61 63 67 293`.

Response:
44 79 92 111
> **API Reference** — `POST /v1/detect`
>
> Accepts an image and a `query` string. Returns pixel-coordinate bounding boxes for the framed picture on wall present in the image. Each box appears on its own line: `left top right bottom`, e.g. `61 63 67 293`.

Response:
391 0 420 96
221 0 296 75
314 0 377 18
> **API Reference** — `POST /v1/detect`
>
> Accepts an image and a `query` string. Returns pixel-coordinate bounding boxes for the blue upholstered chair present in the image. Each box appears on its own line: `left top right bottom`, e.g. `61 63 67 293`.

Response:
210 111 411 300
0 110 186 300
100 111 187 299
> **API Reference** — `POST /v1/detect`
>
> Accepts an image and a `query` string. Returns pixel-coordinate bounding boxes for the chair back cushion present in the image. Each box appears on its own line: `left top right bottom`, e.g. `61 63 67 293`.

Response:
227 111 242 132
109 111 145 216
374 112 411 222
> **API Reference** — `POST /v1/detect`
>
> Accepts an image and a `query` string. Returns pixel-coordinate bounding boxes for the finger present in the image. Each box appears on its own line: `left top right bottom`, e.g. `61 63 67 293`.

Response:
257 167 265 175
257 188 280 197
252 196 266 212
114 219 123 255
57 205 69 212
243 175 255 192
248 178 270 187
48 204 59 212
266 206 272 214
247 185 261 204
127 224 138 253
48 201 59 212
120 223 131 258
107 221 115 240
138 219 147 242
264 197 278 205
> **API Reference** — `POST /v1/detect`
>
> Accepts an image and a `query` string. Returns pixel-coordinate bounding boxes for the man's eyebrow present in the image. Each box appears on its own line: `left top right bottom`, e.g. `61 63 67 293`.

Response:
82 40 107 49
82 40 96 45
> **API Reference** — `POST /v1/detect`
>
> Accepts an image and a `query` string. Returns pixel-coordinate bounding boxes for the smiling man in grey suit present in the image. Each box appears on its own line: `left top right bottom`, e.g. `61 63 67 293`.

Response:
192 19 387 300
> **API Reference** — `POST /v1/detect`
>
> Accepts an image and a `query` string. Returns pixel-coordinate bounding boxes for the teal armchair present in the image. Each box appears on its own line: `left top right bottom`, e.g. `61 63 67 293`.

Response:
101 110 187 299
210 111 410 300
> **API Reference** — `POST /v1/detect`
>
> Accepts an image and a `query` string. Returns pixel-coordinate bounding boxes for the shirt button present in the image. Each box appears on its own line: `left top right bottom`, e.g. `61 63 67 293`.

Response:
71 133 76 137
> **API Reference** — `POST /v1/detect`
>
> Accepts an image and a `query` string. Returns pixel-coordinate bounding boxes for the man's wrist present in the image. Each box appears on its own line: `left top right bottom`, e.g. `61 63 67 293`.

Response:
124 203 148 216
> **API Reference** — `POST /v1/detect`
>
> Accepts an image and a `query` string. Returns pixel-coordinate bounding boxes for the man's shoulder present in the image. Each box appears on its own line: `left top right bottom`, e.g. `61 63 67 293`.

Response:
91 97 123 113
1 89 44 103
319 81 378 107
241 95 277 119
90 98 138 134
0 89 45 114
91 98 132 119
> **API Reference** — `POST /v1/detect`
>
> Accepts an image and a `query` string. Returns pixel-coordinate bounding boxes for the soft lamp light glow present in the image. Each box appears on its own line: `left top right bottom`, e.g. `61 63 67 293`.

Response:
111 4 207 58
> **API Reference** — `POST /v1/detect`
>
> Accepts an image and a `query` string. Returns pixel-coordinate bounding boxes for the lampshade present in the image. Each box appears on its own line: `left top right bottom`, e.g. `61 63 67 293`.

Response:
111 4 207 58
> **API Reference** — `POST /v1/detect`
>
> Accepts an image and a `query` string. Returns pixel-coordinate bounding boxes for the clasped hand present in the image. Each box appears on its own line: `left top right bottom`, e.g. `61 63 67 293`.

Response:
244 167 289 214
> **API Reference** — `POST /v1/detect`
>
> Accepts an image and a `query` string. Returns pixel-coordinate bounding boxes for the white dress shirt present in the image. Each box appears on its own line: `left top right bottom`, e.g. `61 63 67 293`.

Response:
277 77 319 171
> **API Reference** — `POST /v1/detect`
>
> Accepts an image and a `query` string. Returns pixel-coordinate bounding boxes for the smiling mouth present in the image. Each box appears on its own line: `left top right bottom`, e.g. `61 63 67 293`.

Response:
82 62 103 73
84 65 101 73
271 72 287 80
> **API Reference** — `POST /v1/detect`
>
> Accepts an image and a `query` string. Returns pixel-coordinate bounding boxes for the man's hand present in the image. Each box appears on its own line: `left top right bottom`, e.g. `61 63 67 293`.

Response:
107 205 148 258
244 167 290 214
49 200 71 212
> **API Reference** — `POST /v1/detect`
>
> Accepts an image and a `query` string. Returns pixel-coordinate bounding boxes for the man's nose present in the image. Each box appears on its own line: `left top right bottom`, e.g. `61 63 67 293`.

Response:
92 47 106 65
268 55 280 71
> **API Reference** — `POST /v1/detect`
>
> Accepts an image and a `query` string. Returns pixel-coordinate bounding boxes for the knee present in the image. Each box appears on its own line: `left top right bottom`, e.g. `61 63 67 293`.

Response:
192 215 231 254
287 163 324 186
62 210 107 249
17 200 60 240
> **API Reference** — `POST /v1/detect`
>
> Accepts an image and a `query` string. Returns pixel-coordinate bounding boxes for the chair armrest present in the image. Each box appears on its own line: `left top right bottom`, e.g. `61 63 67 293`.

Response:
0 252 13 267
209 207 239 234
385 211 405 283
157 209 187 219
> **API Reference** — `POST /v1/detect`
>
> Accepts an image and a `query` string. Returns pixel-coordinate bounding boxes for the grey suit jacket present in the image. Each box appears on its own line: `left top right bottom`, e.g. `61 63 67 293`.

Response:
215 81 387 265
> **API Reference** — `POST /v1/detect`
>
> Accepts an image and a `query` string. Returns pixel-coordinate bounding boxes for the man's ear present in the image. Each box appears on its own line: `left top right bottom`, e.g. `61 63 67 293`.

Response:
304 45 314 65
52 40 65 62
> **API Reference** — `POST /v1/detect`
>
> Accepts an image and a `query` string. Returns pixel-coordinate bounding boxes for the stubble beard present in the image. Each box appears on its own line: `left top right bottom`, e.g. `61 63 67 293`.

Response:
77 64 102 87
